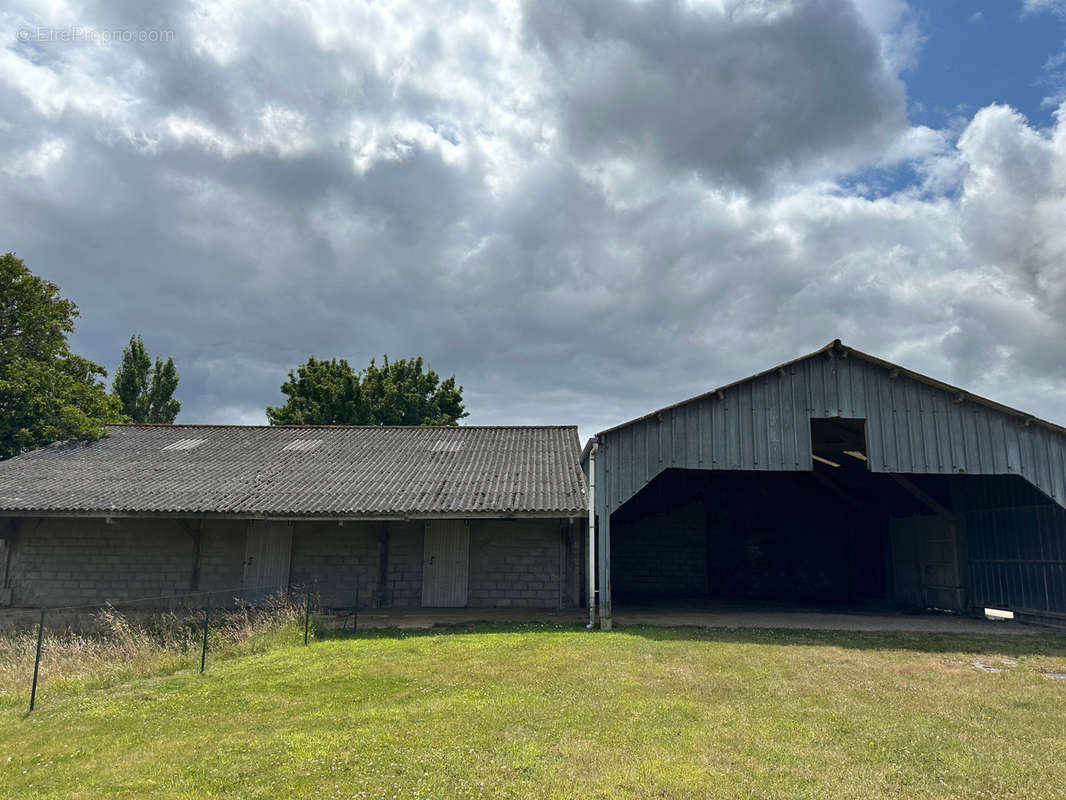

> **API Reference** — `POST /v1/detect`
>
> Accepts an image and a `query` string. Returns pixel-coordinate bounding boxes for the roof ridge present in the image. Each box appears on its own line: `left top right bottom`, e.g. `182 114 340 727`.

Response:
110 423 579 430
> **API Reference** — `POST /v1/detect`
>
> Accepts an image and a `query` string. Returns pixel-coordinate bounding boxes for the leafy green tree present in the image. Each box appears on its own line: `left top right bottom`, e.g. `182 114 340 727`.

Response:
112 335 181 423
267 355 467 426
360 356 466 426
0 253 126 459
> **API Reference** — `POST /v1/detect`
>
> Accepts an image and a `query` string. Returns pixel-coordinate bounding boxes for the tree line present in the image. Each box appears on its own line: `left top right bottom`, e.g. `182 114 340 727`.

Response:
1 253 466 459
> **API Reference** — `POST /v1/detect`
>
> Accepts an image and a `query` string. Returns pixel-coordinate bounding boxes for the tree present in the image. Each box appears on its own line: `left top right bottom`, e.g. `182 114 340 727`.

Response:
267 355 467 426
112 335 181 423
0 253 126 459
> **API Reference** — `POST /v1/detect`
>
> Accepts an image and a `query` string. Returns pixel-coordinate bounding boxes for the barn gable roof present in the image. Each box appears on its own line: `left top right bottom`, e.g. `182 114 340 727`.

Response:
0 425 587 518
585 339 1066 516
595 339 1066 438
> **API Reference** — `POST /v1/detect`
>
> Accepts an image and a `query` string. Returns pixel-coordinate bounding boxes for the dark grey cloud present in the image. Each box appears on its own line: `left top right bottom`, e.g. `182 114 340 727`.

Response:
523 0 907 190
1 0 1066 440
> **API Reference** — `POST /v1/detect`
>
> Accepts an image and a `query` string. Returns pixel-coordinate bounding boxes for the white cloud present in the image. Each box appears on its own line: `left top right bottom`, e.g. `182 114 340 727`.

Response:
1 136 65 177
851 0 925 72
1023 0 1066 16
2 0 1066 440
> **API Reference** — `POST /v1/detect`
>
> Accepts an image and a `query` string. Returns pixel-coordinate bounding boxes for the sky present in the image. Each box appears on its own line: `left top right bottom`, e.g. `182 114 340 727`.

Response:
2 0 1066 441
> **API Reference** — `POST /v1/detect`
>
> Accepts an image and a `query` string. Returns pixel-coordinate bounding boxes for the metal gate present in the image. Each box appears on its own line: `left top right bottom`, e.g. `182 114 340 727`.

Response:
243 521 293 602
421 520 470 607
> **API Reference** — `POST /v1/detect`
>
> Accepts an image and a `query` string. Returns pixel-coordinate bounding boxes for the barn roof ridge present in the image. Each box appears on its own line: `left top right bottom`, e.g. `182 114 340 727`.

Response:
109 423 578 431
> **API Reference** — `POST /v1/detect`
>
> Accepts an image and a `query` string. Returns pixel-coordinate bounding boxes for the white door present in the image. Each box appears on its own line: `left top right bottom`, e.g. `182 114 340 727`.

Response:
421 520 470 607
243 521 293 602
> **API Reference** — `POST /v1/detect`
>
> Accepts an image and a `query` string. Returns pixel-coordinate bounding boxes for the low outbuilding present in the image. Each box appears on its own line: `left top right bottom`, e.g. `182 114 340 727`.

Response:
0 425 588 610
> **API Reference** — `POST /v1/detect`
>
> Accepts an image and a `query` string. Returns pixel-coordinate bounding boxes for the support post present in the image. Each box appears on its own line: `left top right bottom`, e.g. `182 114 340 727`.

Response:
587 440 598 629
304 585 312 645
599 510 612 630
200 596 210 674
28 609 45 712
180 520 203 591
596 446 612 631
377 522 390 608
1 518 21 607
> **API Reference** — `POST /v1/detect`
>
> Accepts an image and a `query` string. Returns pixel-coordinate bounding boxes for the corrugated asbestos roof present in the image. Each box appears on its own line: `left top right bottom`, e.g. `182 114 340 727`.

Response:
0 425 587 517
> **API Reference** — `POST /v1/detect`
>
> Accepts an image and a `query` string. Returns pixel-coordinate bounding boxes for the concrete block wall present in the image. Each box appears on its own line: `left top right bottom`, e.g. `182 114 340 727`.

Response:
611 501 708 596
468 519 568 608
290 521 383 608
1 515 579 610
197 520 249 595
386 521 424 608
2 517 250 607
5 517 195 606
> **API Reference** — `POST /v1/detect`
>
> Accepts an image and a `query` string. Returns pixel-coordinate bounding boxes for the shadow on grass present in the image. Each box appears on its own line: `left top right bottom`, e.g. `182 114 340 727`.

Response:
318 620 1066 658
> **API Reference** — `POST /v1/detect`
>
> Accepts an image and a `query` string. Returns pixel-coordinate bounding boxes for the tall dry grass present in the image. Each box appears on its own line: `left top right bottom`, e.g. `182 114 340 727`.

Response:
0 592 308 708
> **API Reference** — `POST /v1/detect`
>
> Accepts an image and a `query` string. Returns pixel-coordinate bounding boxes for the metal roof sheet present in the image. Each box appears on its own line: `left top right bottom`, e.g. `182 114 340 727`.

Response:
0 425 587 518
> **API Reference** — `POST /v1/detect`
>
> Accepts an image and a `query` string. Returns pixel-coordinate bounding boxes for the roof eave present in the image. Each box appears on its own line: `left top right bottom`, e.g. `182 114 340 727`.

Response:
0 508 587 521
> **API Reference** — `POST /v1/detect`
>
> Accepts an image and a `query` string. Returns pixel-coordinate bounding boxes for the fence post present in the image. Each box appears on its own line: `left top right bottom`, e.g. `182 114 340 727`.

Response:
353 583 359 633
200 595 211 674
28 608 45 712
304 585 311 645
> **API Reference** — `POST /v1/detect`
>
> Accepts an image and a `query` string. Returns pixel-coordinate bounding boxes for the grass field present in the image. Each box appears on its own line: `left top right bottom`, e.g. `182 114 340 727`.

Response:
2 623 1066 799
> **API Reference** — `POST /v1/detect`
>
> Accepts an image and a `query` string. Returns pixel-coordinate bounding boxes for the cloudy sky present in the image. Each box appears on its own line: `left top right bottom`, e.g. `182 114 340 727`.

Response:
2 0 1066 439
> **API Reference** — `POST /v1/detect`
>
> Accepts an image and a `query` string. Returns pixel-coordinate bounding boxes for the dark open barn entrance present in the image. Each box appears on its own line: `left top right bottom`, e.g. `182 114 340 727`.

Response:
610 429 1066 620
610 468 899 609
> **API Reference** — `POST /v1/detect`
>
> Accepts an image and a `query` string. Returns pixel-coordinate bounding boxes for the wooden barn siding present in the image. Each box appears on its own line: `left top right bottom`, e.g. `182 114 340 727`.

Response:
598 352 1066 516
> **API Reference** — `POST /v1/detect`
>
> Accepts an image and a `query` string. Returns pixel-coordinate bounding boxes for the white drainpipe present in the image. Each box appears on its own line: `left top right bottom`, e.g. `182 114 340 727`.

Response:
586 439 598 629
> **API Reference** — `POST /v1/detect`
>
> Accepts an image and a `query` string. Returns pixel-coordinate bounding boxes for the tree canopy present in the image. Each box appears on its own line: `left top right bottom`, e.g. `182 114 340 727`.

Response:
112 335 181 423
0 253 125 459
267 355 467 426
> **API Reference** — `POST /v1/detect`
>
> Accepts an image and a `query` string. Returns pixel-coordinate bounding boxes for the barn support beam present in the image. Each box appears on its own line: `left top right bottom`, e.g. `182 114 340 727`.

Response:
596 449 612 630
587 440 598 629
812 472 864 509
598 511 612 630
892 477 953 521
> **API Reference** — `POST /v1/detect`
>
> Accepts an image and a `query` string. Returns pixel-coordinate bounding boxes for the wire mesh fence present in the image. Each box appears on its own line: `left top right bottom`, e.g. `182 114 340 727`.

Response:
0 581 360 712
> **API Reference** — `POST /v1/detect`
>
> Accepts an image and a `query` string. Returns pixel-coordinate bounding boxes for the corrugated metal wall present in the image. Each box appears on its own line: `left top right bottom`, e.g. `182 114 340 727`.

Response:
960 477 1066 617
596 350 1066 517
968 503 1066 615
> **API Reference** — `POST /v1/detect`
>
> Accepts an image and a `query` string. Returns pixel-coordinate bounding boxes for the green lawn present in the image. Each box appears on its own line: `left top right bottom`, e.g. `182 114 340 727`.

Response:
3 624 1066 799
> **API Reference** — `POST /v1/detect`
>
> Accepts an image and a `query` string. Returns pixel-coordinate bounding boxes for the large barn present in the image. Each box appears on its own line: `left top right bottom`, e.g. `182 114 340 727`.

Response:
584 340 1066 629
0 425 587 610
